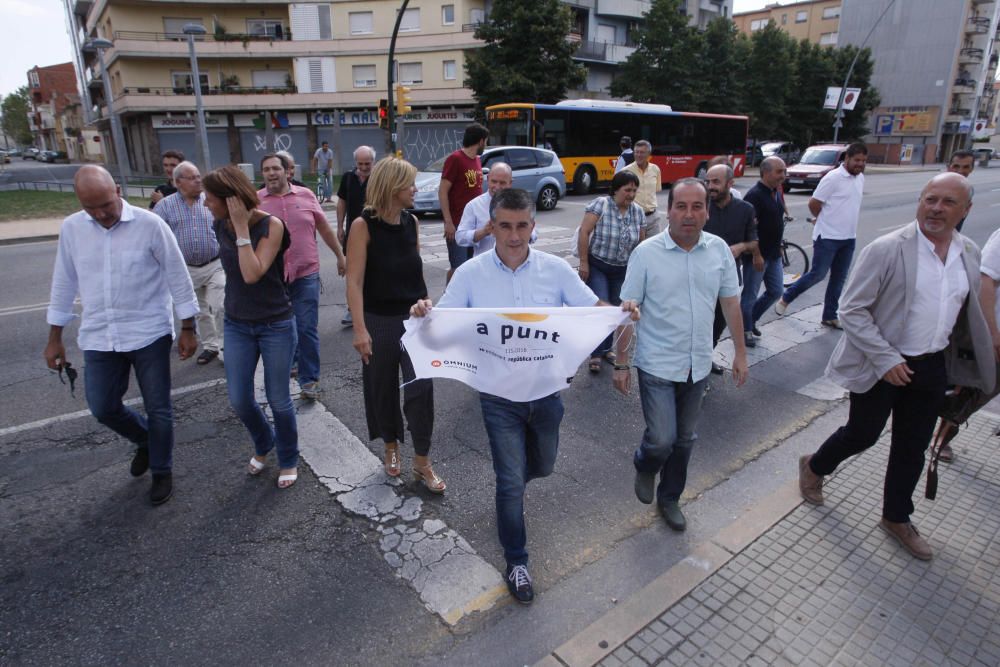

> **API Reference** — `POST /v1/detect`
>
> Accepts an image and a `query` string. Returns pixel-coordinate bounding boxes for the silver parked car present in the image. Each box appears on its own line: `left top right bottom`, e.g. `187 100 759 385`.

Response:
412 145 566 216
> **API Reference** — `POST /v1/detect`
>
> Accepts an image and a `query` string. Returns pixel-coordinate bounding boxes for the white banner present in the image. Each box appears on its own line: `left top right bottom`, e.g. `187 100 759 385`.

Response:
823 87 862 110
402 307 630 402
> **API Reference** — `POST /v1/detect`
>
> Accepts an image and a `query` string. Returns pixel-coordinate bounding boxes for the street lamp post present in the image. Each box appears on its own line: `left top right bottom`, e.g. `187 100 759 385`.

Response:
183 23 211 170
832 0 896 143
88 38 130 196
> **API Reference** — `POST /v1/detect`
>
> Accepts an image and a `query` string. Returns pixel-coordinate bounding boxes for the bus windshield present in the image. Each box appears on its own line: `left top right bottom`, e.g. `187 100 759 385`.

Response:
486 108 532 146
799 149 839 165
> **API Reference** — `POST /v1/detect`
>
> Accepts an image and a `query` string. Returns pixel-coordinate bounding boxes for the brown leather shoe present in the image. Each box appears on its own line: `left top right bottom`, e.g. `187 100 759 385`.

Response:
798 455 824 505
879 518 932 560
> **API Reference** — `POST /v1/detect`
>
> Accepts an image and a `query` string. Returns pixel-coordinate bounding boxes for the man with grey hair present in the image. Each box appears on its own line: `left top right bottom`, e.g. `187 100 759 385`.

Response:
336 144 376 325
276 150 306 187
153 160 225 365
456 161 536 256
741 157 788 344
624 139 662 237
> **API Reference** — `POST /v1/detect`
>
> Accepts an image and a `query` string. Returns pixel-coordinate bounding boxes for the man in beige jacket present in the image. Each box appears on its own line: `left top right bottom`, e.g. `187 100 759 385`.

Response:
798 173 995 561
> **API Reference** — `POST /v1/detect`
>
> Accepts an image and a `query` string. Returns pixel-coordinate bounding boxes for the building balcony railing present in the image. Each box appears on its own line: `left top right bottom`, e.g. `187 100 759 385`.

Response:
573 40 637 64
967 17 990 34
972 0 995 6
461 22 484 32
960 47 985 63
949 107 972 117
954 77 978 92
596 0 652 18
118 85 297 98
114 30 292 43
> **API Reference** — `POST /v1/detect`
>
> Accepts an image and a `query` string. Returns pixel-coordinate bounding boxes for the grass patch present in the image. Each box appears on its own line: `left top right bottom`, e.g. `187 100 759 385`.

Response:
0 190 148 222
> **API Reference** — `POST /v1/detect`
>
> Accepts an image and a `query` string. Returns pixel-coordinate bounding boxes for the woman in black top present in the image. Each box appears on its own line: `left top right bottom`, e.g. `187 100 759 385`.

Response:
203 165 299 489
345 157 442 493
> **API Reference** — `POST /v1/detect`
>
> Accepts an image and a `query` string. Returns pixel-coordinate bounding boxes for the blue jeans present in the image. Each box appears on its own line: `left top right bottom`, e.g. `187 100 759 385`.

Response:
288 272 320 385
224 317 299 469
586 254 628 357
84 334 174 474
446 237 472 270
742 256 785 331
633 369 707 505
479 392 564 567
782 237 856 321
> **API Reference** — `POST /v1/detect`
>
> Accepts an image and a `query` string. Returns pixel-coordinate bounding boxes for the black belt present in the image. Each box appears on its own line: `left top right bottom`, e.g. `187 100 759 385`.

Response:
188 255 219 268
903 351 943 362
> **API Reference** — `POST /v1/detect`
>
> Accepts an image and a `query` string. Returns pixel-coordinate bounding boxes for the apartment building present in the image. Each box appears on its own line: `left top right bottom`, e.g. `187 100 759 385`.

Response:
733 0 842 46
839 0 1000 164
65 0 488 173
26 63 78 153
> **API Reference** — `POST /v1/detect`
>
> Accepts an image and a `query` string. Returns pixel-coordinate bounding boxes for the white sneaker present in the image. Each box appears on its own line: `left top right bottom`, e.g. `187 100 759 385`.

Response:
774 300 788 316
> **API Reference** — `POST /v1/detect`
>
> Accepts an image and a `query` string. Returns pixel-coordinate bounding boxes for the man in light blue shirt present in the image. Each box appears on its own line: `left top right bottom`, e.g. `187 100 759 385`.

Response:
617 178 749 531
44 166 200 506
411 188 630 605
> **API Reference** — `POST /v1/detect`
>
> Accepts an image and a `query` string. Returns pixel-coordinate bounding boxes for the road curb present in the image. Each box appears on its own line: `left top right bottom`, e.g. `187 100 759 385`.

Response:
539 482 803 667
0 234 58 246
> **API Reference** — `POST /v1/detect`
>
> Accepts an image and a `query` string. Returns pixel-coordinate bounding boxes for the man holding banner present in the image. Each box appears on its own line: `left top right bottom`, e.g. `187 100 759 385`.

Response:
408 188 636 605
616 178 749 532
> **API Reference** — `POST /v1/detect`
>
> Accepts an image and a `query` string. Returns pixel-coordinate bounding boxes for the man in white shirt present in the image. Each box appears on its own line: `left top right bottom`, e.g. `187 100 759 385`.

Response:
775 143 868 328
44 165 200 506
798 173 994 561
624 140 663 237
455 162 518 256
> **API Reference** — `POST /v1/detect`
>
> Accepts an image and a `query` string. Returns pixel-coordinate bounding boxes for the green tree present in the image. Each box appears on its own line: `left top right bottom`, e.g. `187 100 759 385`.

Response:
609 0 704 110
1 86 34 146
742 23 798 141
464 0 586 114
785 40 838 147
697 18 745 115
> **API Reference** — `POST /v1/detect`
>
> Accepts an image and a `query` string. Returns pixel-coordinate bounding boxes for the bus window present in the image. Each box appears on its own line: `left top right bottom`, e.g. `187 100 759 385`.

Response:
487 108 531 146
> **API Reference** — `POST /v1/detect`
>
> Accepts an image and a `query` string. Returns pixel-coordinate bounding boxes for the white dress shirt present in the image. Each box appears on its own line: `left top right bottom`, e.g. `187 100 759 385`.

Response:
454 191 537 256
812 165 864 241
896 229 969 356
47 200 200 352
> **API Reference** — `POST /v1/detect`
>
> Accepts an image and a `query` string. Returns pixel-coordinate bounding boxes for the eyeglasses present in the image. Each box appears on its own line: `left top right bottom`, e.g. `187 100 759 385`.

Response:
54 361 78 397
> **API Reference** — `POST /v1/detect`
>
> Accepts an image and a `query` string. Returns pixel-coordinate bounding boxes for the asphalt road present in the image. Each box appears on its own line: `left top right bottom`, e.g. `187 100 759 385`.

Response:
2 166 999 665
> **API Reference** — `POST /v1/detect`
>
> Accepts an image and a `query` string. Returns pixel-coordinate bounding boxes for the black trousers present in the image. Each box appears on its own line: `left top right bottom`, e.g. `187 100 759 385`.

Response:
809 353 946 523
712 300 727 349
361 312 433 455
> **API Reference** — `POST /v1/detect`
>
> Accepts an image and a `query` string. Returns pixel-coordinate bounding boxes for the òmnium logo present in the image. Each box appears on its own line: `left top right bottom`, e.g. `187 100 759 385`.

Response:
431 360 442 367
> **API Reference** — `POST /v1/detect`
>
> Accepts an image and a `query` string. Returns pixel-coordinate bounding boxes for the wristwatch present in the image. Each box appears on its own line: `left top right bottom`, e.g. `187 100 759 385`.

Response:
235 237 252 247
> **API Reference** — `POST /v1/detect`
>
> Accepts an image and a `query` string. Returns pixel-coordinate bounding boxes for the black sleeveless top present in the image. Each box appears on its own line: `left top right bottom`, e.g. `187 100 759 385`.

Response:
362 209 427 317
214 214 292 323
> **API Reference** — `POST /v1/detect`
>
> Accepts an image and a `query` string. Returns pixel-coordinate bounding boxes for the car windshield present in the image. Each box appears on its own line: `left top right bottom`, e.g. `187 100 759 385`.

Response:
421 155 449 173
761 143 785 155
799 149 839 165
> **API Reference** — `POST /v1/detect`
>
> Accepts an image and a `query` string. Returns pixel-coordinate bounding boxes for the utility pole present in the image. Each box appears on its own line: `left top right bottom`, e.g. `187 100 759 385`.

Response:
387 0 411 155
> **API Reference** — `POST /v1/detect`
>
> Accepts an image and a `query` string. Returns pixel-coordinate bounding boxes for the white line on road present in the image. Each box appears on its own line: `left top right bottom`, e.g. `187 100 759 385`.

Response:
0 378 226 438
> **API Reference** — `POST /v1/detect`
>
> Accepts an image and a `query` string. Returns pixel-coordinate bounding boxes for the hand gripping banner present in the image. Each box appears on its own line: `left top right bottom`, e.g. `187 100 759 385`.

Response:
402 307 631 402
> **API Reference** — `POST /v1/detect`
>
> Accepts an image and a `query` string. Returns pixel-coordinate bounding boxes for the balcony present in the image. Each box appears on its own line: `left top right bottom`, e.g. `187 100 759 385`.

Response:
115 30 292 43
573 40 636 64
120 85 297 97
947 107 972 123
954 77 978 94
972 0 995 5
596 0 652 18
960 47 985 64
967 17 990 34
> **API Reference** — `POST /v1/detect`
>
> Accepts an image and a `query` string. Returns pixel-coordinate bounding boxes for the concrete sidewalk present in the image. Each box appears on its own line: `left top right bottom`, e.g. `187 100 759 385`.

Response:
541 411 1000 667
0 217 64 244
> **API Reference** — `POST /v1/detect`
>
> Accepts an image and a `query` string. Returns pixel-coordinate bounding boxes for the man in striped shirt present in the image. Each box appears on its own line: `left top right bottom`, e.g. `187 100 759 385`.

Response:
153 161 225 365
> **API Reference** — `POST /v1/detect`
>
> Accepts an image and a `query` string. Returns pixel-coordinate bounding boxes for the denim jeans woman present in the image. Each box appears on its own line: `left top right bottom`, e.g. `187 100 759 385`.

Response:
204 163 300 489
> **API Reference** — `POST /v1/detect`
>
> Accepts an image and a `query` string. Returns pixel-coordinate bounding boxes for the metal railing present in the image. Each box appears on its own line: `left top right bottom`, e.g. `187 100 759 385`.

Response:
461 22 483 32
113 30 292 42
960 47 985 61
116 85 298 97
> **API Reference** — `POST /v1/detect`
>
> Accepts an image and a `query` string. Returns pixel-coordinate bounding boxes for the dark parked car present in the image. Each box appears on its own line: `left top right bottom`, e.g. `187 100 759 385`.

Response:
40 150 68 163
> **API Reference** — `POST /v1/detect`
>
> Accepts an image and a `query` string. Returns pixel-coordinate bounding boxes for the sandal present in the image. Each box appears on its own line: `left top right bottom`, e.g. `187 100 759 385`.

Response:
588 358 601 373
413 465 446 494
247 456 266 476
384 444 401 477
277 468 297 489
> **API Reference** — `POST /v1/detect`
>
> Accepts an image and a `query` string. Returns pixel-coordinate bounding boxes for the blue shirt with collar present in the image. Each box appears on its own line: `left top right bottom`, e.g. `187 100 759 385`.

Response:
620 230 739 382
436 248 598 309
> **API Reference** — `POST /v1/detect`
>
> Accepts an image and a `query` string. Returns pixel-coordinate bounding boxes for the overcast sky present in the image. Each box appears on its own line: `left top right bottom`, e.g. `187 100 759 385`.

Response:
0 0 777 103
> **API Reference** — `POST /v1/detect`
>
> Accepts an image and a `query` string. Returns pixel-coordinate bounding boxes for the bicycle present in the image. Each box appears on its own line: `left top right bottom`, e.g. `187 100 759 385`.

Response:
780 239 810 287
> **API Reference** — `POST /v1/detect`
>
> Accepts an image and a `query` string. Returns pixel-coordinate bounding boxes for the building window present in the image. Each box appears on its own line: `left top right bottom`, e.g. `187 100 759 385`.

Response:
781 14 787 25
823 6 841 19
399 8 420 32
247 19 285 38
750 18 767 31
252 70 289 88
819 31 838 45
29 70 40 88
349 11 374 35
443 59 457 80
171 71 209 91
352 64 377 88
442 4 455 25
399 62 423 85
163 18 204 39
470 8 485 25
796 10 808 22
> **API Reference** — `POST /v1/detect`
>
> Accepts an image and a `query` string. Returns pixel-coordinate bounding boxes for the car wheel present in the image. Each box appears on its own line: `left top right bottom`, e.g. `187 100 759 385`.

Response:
572 166 595 195
537 184 559 211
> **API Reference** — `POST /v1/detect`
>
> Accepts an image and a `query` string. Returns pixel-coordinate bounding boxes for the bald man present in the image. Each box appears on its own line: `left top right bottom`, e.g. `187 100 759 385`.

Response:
455 162 537 256
798 172 994 561
45 166 199 506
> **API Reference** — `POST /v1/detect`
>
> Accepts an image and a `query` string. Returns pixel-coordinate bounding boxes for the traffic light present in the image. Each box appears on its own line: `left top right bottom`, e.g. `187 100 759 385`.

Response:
395 85 412 116
378 98 389 129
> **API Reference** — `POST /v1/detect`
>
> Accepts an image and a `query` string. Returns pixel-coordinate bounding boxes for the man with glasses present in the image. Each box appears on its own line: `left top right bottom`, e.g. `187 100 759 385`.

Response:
45 165 199 506
154 161 225 365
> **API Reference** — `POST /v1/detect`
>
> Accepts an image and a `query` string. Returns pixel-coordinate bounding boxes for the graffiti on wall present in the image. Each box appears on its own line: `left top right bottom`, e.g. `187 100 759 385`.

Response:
252 133 294 153
401 127 464 168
